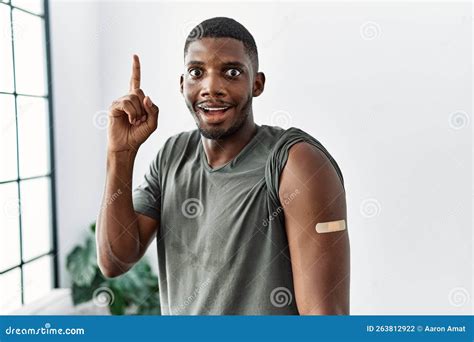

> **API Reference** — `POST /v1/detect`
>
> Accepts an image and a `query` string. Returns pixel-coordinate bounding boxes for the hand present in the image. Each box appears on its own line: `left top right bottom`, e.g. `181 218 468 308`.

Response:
107 54 159 152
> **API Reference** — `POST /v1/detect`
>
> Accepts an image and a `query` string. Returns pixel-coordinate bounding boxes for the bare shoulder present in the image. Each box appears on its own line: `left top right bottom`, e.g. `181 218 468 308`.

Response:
280 141 344 199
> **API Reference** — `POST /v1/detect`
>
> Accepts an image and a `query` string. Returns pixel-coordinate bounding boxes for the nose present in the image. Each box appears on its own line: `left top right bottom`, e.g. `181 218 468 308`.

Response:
199 72 226 98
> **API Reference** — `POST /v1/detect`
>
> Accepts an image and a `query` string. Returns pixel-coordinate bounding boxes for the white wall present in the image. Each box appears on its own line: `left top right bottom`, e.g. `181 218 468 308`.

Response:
49 1 103 289
50 0 472 314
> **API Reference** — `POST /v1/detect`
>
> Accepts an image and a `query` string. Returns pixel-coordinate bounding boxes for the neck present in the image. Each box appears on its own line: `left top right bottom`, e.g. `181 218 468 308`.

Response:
201 119 257 169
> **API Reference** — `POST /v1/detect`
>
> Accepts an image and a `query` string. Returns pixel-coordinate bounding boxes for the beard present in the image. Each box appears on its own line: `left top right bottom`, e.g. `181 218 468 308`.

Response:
197 112 248 140
189 96 252 140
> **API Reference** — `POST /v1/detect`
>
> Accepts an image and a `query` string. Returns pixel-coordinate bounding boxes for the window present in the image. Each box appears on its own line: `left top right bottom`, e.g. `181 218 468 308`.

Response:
0 0 57 313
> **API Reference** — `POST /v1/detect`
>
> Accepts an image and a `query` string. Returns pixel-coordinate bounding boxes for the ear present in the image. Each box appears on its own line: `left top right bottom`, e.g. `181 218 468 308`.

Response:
179 74 184 95
252 72 265 97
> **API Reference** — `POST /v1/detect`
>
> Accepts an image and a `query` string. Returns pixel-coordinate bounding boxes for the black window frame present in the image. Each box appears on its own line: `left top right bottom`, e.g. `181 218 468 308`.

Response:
0 0 59 306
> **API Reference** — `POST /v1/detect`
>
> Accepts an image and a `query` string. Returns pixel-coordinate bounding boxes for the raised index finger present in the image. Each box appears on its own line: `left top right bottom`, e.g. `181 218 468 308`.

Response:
129 54 141 91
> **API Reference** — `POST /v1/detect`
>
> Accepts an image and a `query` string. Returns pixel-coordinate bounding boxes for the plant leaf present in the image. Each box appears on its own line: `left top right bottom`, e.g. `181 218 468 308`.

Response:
108 286 127 315
103 259 159 313
71 270 106 305
66 223 160 315
66 237 97 287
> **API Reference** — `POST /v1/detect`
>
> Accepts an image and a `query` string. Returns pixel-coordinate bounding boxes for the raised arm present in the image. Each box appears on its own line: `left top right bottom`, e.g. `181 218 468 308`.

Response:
96 55 160 278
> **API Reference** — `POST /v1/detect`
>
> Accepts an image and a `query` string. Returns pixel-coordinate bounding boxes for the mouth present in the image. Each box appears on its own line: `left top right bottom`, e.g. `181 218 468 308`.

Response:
195 104 234 123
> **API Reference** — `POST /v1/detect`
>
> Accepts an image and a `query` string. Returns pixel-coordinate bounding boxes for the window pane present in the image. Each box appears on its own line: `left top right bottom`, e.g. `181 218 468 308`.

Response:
23 254 52 304
11 0 43 15
0 4 14 92
0 182 21 271
0 95 18 181
0 268 22 314
20 177 52 261
17 96 50 178
12 9 47 96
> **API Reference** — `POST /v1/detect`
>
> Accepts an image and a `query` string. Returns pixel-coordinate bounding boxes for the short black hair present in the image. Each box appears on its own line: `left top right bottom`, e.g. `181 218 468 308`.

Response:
184 17 259 72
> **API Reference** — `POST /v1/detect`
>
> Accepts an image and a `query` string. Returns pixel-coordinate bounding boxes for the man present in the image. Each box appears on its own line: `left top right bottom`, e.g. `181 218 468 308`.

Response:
96 17 350 315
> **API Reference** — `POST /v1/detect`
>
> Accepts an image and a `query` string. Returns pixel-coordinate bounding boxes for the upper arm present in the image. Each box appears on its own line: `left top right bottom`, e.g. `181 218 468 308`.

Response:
279 142 350 315
136 213 159 259
132 152 162 258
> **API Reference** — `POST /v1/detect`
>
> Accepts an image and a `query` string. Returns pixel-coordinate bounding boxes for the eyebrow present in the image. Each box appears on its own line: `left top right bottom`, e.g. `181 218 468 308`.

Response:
186 60 247 69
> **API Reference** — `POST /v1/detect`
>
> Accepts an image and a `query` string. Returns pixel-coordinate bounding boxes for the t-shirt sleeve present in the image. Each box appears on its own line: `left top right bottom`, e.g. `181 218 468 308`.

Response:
132 150 163 221
265 127 345 209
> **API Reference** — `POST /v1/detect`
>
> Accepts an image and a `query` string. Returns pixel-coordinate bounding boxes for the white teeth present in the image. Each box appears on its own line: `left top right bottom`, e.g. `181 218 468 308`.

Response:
207 107 227 111
198 105 230 112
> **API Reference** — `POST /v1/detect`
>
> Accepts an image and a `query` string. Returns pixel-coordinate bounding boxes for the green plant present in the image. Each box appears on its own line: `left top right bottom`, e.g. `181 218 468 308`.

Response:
66 223 160 315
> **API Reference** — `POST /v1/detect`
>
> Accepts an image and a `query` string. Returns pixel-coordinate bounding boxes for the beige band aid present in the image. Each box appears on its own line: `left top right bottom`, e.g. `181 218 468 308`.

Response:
315 219 346 233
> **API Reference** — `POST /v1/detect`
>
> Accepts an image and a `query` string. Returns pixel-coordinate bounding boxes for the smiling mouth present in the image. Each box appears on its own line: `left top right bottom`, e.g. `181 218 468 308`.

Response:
196 104 233 116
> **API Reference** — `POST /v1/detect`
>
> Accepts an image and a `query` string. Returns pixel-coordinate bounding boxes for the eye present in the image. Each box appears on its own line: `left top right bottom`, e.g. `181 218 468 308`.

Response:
225 68 242 78
189 68 203 78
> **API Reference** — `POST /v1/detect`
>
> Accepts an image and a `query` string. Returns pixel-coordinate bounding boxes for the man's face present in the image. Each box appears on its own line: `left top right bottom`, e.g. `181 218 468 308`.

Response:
180 37 264 140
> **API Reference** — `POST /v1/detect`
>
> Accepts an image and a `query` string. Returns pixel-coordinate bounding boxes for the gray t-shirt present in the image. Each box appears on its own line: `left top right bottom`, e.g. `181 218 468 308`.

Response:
133 124 344 315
